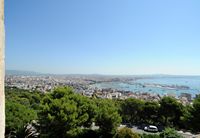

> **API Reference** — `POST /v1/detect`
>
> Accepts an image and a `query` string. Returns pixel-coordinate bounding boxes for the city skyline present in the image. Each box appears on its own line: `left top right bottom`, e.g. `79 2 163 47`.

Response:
5 0 200 75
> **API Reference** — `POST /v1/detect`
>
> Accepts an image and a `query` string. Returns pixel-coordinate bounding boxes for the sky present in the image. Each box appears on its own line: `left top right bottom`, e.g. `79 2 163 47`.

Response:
5 0 200 75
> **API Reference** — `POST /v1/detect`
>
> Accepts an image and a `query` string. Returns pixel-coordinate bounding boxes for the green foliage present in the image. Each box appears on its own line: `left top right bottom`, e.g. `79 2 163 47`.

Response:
5 87 43 110
95 99 122 137
179 105 192 130
113 99 124 114
39 87 97 138
114 127 140 138
142 101 160 124
5 87 40 137
5 86 200 137
160 128 183 138
121 98 144 124
159 97 184 127
5 101 37 137
142 133 160 138
185 97 200 132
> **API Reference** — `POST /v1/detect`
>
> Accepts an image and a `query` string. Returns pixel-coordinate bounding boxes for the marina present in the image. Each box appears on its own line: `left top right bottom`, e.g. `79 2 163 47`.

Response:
91 76 200 97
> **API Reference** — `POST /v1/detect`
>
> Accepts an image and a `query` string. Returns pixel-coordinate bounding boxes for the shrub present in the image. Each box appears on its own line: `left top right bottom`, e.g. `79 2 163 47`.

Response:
114 127 140 138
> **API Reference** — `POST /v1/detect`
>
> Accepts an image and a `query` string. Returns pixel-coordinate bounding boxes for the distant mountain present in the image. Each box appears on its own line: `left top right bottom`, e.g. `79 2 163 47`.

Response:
5 70 199 77
6 70 42 76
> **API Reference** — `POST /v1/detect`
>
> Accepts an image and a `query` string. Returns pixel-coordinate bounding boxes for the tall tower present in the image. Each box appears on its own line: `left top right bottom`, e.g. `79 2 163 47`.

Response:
0 0 5 137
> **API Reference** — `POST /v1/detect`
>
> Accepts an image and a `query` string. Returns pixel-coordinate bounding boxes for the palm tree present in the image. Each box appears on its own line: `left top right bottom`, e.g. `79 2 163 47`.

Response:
0 0 5 137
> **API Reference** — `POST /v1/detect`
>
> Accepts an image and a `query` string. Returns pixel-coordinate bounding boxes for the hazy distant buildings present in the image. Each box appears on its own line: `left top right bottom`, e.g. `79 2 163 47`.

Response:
5 75 196 103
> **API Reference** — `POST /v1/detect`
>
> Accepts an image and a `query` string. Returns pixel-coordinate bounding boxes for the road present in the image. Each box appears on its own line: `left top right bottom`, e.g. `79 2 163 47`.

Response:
119 125 160 135
119 125 199 138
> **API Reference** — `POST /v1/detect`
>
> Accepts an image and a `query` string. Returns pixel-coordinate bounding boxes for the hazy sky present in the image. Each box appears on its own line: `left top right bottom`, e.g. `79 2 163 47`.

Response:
5 0 200 75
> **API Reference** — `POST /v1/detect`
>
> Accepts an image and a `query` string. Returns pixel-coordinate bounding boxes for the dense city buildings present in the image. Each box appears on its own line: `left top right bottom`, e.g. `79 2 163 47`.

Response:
5 74 196 104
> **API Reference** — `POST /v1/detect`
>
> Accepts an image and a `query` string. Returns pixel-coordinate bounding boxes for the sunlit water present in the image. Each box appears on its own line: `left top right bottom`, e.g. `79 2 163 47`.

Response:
91 76 200 97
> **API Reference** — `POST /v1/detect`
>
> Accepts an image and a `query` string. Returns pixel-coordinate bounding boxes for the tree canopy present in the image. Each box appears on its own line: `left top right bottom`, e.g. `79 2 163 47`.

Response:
39 87 97 137
95 99 122 137
5 86 200 137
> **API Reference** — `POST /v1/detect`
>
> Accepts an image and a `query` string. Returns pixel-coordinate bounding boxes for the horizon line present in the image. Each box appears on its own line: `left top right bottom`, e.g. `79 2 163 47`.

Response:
5 69 200 77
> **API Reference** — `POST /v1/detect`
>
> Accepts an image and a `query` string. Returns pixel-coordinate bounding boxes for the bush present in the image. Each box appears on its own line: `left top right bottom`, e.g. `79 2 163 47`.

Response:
114 127 140 138
160 128 183 138
142 133 160 138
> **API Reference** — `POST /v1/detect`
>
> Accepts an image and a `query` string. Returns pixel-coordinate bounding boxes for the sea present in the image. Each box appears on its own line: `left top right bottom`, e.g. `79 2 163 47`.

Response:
91 76 200 98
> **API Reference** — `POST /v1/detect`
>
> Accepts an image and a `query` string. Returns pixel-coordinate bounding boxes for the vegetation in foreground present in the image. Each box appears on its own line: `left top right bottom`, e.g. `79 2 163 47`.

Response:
5 87 200 138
